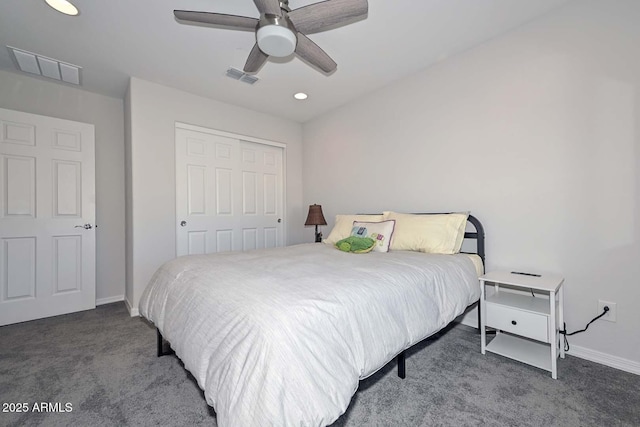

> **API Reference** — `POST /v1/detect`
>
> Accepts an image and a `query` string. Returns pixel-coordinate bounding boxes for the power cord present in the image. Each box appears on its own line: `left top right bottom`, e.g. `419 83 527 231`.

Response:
559 306 609 352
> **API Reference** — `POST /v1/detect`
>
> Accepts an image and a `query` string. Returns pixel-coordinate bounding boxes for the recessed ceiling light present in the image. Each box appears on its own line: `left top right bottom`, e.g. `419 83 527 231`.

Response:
45 0 79 16
293 92 308 100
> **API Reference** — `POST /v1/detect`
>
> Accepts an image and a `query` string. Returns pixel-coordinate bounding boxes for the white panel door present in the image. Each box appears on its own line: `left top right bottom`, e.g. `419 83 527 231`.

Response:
176 127 284 256
0 108 95 326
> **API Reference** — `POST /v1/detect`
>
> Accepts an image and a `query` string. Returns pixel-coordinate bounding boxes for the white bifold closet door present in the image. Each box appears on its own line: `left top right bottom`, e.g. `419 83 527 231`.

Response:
0 108 96 326
175 125 284 256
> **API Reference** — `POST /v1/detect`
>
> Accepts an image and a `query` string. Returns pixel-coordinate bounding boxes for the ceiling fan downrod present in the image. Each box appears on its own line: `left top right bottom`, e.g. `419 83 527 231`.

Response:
278 0 291 13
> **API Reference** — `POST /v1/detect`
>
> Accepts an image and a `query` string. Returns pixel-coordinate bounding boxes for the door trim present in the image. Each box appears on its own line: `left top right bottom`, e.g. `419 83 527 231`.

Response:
175 122 287 148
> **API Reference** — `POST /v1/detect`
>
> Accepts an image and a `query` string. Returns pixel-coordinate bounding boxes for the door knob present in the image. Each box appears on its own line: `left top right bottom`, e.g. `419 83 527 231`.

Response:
277 218 282 223
74 223 93 230
180 221 187 227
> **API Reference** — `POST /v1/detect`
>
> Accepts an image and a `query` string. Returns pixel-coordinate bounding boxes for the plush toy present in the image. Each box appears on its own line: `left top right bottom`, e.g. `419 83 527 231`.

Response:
336 236 375 253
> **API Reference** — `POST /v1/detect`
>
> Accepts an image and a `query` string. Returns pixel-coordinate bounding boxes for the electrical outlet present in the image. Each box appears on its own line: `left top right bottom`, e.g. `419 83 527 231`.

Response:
598 300 617 322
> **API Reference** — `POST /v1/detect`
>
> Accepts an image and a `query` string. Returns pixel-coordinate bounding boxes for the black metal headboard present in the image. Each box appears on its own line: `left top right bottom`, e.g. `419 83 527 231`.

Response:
463 214 485 266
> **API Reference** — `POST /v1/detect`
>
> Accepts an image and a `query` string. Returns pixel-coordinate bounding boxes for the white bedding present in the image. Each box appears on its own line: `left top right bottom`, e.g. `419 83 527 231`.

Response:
139 243 480 427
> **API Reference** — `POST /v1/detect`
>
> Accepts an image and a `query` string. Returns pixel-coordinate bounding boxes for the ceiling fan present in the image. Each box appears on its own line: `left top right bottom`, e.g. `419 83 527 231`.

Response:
174 0 368 74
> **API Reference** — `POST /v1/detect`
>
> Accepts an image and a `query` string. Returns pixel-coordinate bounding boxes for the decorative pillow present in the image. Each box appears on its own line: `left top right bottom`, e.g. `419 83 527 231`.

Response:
382 212 469 254
335 236 375 253
323 214 384 245
351 220 396 253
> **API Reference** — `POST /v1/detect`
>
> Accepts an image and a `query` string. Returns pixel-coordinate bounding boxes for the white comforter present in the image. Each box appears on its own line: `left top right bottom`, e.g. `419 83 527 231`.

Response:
139 243 480 427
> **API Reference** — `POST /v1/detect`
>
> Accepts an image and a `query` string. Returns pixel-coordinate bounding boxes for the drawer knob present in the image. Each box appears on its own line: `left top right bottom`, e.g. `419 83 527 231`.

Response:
511 320 517 325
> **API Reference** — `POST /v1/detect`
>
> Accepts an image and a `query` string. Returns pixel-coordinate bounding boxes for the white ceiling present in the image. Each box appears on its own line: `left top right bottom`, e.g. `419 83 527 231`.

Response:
0 0 573 123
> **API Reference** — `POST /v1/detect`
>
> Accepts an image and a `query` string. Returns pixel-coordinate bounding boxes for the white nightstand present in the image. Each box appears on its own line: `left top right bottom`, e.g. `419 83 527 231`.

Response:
480 271 565 379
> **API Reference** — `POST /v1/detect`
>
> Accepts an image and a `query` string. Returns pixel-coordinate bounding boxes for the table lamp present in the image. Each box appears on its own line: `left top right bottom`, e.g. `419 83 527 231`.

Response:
304 204 327 243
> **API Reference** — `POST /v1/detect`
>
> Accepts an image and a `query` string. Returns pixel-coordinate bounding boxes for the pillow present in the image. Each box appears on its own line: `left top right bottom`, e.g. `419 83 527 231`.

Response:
351 220 396 253
382 211 469 254
323 214 384 245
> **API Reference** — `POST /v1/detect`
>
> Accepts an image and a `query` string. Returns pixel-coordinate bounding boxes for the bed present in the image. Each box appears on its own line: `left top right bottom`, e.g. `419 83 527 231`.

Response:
139 213 485 427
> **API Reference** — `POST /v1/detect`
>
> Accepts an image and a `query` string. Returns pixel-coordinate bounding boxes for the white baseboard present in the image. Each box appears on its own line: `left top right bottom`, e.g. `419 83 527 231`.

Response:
124 296 139 317
460 312 478 328
95 295 124 306
568 345 640 376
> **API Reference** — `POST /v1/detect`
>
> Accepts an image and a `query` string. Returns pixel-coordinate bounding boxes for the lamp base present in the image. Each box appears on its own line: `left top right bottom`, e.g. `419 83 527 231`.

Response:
314 226 322 243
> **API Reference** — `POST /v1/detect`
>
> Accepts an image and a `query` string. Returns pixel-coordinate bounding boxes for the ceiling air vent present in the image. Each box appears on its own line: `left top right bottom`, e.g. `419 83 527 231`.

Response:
7 46 82 85
225 67 259 85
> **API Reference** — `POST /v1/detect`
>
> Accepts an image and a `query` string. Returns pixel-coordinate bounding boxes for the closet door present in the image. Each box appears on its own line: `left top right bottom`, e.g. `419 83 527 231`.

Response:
175 126 284 256
0 108 95 326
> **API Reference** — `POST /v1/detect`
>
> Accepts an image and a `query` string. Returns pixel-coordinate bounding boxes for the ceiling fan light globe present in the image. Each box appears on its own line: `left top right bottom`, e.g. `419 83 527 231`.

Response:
256 25 297 57
45 0 79 15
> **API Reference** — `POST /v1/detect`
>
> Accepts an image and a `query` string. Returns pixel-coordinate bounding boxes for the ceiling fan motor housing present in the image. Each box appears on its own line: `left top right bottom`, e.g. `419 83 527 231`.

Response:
257 14 297 57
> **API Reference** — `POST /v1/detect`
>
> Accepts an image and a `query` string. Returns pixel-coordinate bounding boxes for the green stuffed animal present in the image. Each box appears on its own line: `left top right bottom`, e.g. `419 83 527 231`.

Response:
336 236 375 253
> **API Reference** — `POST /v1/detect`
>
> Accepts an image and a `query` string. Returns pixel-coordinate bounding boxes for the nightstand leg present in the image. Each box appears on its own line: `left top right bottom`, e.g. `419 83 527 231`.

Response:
480 280 486 354
559 285 565 359
550 292 557 379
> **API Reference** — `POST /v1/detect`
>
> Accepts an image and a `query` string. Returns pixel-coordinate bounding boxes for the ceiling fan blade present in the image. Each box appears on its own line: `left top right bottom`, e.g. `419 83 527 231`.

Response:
295 33 337 73
244 44 269 73
253 0 282 16
174 10 258 30
288 0 368 34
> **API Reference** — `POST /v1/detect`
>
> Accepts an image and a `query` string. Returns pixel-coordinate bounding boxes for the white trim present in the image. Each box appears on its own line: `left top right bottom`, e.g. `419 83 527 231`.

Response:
124 296 139 317
175 122 287 149
281 147 288 245
96 295 124 306
460 308 478 328
568 345 640 376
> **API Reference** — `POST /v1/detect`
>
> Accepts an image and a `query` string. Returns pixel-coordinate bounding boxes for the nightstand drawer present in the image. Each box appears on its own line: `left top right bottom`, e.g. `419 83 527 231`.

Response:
486 303 549 342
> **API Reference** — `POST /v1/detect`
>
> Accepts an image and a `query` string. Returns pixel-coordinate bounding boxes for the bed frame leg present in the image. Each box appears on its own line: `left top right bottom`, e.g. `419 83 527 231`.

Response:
397 351 406 379
156 328 175 357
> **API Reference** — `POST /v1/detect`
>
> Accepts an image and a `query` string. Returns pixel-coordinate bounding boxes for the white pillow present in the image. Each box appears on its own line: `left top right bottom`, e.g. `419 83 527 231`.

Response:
323 214 384 245
383 211 469 254
351 220 396 253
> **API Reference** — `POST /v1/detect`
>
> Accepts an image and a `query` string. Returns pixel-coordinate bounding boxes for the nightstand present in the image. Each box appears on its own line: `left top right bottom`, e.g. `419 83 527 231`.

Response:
479 271 565 379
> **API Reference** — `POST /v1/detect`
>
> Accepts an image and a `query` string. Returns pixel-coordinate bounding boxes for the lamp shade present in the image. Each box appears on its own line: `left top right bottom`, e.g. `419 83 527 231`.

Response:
304 204 327 226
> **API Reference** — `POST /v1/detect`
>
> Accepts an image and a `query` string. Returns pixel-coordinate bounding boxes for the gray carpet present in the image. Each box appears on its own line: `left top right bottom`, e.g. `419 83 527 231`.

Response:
1 303 638 427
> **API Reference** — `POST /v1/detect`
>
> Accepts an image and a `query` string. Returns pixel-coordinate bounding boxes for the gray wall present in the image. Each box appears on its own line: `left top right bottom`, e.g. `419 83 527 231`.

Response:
0 69 126 304
302 0 640 366
125 77 304 313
